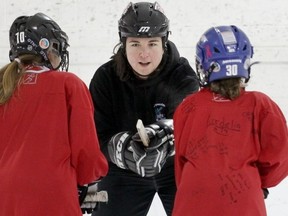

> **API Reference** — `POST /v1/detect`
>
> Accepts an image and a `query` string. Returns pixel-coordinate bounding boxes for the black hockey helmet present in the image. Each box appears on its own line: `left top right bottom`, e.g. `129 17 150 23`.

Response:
9 12 69 71
118 2 170 42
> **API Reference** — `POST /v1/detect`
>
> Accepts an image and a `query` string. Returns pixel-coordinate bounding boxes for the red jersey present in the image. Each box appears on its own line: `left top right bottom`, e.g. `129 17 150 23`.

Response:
173 88 288 216
0 67 108 216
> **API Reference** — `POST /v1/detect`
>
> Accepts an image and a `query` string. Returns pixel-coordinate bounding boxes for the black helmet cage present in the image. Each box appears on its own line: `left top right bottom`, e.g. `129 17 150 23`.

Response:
118 2 170 43
9 13 69 71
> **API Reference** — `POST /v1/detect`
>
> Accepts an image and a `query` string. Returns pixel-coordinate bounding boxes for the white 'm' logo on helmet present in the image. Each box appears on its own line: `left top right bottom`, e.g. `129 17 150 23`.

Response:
138 26 150 33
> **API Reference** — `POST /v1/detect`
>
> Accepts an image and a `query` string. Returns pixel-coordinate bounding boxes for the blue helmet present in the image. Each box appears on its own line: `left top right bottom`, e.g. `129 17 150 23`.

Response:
195 25 253 86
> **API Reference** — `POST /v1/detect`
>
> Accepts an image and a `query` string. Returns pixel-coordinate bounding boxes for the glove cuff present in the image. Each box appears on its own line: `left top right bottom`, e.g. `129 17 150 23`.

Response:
108 132 132 169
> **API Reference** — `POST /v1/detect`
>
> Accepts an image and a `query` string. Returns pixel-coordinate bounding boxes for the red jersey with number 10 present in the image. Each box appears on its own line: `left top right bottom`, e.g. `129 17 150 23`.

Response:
0 68 108 216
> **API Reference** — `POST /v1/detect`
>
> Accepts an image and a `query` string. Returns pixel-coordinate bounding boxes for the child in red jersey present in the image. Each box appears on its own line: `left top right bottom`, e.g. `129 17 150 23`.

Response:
173 25 288 216
0 13 108 216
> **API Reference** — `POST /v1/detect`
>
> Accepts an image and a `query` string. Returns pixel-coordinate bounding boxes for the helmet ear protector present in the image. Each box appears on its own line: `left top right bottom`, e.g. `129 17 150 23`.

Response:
9 12 69 71
118 1 170 44
195 25 253 86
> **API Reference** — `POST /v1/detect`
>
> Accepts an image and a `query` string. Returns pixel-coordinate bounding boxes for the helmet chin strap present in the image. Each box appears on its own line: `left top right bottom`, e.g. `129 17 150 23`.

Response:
59 52 69 71
205 63 217 84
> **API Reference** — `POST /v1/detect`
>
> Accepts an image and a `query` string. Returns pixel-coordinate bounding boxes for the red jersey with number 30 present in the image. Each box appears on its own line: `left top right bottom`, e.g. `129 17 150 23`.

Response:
173 88 288 216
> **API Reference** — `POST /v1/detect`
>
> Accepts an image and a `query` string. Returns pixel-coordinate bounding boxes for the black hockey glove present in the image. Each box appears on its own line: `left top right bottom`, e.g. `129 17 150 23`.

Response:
128 119 174 177
79 180 108 214
78 184 88 206
108 131 132 169
107 119 174 177
263 188 269 199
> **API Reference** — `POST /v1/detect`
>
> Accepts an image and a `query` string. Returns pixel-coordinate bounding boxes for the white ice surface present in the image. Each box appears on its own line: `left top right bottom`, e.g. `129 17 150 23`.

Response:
1 0 287 215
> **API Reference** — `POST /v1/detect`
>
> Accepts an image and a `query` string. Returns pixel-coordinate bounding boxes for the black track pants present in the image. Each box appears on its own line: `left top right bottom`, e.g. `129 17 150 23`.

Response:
92 158 176 216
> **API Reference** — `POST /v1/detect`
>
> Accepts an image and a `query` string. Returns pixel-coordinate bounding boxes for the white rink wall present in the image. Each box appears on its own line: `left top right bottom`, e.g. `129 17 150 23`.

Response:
1 0 287 215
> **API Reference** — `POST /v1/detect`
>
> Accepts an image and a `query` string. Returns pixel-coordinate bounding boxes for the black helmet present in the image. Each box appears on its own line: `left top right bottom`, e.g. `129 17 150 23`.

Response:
9 13 69 71
118 2 170 42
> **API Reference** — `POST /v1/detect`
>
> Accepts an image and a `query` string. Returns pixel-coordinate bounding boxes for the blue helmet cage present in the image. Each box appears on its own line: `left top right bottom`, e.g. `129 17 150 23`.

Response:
195 25 253 86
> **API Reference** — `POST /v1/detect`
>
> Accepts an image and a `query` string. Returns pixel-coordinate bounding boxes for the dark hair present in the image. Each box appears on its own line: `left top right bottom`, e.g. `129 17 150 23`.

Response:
209 78 243 100
111 43 131 81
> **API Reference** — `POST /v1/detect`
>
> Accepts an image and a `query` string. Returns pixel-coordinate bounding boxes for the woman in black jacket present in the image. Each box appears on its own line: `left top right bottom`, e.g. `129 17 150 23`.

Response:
89 2 199 216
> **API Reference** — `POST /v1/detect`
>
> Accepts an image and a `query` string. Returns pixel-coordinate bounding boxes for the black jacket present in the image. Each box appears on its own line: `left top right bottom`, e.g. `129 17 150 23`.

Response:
89 41 199 160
